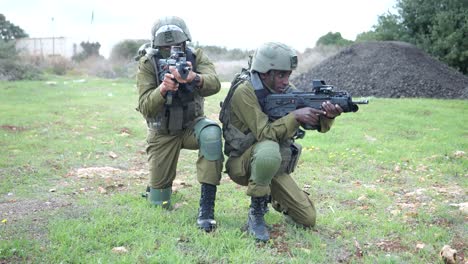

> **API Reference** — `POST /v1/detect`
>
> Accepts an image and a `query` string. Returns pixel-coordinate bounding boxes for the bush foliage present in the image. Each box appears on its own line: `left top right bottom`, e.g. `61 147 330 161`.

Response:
316 32 353 47
0 41 41 81
0 14 28 40
110 39 149 62
356 0 467 74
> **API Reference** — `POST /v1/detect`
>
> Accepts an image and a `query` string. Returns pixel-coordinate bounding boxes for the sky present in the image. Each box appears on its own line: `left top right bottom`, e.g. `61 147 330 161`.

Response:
2 0 397 58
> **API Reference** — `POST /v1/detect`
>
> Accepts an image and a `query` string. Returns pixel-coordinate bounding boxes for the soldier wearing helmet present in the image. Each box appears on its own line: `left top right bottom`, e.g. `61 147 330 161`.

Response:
219 42 343 241
136 16 223 233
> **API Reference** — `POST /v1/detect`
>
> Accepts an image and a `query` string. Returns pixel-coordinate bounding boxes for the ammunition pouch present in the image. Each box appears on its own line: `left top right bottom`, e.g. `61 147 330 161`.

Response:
147 99 199 135
278 142 302 174
223 124 256 157
287 142 302 173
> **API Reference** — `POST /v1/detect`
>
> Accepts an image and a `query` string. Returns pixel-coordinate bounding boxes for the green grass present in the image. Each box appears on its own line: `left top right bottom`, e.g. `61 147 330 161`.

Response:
0 76 466 263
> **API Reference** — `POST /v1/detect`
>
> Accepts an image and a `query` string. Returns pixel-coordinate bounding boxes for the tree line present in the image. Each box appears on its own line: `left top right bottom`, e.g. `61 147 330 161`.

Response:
1 0 466 78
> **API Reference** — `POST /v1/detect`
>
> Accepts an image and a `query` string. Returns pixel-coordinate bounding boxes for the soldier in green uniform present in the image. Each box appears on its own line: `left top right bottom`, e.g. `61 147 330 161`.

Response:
219 42 343 241
136 16 223 232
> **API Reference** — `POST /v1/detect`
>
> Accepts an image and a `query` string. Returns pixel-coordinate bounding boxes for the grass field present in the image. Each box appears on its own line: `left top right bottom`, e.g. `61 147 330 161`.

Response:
0 76 466 263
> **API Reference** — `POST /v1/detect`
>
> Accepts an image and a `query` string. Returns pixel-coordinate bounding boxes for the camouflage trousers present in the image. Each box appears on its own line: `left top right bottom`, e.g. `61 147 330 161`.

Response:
146 128 222 189
226 141 316 227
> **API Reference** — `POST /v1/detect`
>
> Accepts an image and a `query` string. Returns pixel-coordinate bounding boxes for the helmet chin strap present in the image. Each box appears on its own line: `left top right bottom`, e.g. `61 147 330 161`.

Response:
260 71 276 92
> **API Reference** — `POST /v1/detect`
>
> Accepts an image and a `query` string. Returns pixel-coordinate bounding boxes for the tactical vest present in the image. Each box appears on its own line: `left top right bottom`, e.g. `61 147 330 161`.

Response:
146 48 204 135
219 70 270 157
220 69 299 158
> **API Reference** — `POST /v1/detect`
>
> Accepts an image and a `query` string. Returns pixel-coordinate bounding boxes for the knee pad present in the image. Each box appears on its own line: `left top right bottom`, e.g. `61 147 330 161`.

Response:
194 119 222 161
251 141 282 185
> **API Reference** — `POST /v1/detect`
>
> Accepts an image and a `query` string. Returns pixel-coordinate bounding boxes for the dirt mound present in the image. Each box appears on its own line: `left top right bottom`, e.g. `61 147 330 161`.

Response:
292 41 468 99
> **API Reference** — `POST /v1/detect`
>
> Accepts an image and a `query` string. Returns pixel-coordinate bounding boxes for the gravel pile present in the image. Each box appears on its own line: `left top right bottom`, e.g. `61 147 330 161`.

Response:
292 41 468 99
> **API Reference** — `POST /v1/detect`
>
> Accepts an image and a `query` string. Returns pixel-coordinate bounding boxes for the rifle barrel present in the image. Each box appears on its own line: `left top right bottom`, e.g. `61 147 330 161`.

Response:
353 100 369 104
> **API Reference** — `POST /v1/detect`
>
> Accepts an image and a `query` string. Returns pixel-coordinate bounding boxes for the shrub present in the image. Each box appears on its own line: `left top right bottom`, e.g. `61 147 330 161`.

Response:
110 39 149 62
0 41 42 80
74 56 116 79
47 55 73 75
0 58 42 81
72 42 102 62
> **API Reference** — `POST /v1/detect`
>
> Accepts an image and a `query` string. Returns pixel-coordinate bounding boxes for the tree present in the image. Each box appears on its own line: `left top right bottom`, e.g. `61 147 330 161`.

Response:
429 4 468 74
374 12 407 41
72 41 102 62
356 12 408 42
110 39 149 61
316 32 353 47
0 14 28 40
0 40 17 59
356 0 467 74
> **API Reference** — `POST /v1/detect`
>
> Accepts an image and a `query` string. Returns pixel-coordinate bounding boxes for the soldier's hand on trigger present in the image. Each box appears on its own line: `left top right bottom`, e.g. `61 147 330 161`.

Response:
169 61 197 84
321 101 343 119
159 72 179 97
293 107 326 126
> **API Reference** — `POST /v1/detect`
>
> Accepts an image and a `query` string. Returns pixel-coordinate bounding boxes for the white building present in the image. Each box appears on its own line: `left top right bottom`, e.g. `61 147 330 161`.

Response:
15 37 83 58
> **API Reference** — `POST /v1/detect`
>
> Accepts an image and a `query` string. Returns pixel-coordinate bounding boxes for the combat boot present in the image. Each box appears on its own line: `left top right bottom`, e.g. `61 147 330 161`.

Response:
247 195 270 242
148 187 172 209
197 183 217 232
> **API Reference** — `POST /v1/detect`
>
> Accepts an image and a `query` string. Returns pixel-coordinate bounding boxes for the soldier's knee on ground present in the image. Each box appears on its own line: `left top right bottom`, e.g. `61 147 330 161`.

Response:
296 205 316 228
272 196 316 228
197 124 222 161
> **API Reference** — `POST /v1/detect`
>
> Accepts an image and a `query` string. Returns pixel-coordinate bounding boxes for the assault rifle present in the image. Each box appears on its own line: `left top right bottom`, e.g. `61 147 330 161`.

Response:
157 46 192 105
264 80 368 130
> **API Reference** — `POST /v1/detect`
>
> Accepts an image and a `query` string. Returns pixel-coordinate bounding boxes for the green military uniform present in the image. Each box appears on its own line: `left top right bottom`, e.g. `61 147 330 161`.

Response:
136 47 222 189
224 76 335 227
138 15 221 233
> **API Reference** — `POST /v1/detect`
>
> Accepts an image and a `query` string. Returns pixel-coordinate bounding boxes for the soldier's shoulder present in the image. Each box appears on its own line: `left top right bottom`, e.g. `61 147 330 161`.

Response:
233 81 254 96
138 55 152 66
189 46 201 55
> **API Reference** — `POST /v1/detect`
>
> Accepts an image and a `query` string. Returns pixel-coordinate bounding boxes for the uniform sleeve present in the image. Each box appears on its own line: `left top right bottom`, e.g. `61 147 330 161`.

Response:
194 48 221 97
231 84 300 142
136 56 166 118
318 116 335 133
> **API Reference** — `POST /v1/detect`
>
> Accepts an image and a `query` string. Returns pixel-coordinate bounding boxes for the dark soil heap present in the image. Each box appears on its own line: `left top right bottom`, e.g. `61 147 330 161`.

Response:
292 41 468 99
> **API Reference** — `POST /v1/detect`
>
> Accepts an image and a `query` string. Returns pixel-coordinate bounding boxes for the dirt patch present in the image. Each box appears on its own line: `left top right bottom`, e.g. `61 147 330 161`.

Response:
268 223 291 255
292 41 468 99
0 125 27 132
0 197 73 224
0 196 75 244
0 165 150 245
373 238 408 252
450 235 466 263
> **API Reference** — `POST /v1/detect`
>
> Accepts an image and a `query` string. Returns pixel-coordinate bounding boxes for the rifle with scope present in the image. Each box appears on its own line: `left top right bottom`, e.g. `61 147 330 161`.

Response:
134 44 192 105
264 80 369 130
157 46 192 105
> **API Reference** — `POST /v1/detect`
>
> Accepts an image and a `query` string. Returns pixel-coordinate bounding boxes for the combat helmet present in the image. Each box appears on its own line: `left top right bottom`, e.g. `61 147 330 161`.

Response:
250 42 298 73
151 16 192 47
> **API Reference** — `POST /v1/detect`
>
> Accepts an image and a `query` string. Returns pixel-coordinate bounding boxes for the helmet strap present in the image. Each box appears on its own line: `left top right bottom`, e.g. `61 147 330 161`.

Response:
259 71 275 92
